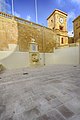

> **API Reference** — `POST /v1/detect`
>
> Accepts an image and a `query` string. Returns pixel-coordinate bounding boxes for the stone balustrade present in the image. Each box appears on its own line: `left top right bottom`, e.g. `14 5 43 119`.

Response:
0 12 12 19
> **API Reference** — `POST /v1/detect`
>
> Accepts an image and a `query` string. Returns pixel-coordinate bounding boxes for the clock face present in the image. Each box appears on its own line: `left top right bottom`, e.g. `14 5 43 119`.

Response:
59 17 63 23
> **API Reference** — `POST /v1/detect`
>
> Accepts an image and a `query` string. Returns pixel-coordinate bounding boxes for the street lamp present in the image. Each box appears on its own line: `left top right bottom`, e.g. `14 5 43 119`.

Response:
12 0 14 16
35 0 38 23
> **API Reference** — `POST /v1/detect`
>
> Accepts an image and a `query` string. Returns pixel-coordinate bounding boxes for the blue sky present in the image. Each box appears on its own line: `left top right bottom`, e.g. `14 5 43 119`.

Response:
0 0 80 36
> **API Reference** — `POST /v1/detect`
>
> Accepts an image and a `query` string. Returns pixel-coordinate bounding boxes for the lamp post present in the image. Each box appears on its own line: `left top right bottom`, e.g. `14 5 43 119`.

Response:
35 0 38 23
12 0 14 16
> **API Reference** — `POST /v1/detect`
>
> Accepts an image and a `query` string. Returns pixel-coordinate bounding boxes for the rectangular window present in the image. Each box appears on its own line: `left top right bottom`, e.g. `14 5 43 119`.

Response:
61 38 64 44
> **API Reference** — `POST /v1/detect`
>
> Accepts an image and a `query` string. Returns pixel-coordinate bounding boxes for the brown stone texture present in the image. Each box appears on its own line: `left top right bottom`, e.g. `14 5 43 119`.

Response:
0 14 57 52
18 22 56 53
0 16 18 50
73 16 80 42
68 37 74 44
47 9 68 46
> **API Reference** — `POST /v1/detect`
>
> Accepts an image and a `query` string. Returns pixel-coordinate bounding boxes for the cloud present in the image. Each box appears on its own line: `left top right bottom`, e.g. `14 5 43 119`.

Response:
26 15 31 21
71 0 80 4
67 11 76 21
57 0 61 4
67 11 76 36
14 11 21 17
68 31 74 37
0 0 11 14
0 0 21 17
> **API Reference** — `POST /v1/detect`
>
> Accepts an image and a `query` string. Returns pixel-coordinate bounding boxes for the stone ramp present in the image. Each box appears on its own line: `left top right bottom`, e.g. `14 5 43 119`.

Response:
0 65 80 120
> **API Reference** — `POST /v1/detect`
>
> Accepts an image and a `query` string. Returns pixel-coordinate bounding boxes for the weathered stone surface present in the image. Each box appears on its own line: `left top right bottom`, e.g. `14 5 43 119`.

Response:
48 98 62 108
47 109 66 120
0 65 80 120
18 22 56 52
57 105 74 119
0 16 18 50
0 105 6 116
65 97 80 114
0 14 56 52
73 16 80 42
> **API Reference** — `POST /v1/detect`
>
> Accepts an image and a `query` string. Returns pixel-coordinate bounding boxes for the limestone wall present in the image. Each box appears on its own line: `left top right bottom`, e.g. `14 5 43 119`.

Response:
0 46 79 69
0 16 18 50
18 22 56 53
0 13 57 52
73 16 80 42
0 52 29 69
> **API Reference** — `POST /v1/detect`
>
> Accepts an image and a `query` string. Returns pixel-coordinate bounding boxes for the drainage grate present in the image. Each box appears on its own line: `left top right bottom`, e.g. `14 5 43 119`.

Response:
73 66 77 67
23 73 28 75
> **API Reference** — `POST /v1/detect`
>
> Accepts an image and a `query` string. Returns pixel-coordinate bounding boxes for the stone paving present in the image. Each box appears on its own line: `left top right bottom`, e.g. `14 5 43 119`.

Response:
0 65 80 120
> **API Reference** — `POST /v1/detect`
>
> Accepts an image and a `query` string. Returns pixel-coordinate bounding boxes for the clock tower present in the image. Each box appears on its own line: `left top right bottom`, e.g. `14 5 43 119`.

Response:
47 9 68 46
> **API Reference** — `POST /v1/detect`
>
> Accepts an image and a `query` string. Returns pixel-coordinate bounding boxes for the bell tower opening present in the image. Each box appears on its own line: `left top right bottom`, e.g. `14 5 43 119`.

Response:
61 38 64 44
79 32 80 38
59 26 63 31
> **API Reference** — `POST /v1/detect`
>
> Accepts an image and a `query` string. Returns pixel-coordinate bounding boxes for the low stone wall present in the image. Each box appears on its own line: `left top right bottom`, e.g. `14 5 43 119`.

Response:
0 46 79 69
45 46 79 65
0 52 29 69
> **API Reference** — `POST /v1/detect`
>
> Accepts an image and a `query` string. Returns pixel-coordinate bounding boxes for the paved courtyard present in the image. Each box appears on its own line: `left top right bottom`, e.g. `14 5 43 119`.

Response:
0 65 80 120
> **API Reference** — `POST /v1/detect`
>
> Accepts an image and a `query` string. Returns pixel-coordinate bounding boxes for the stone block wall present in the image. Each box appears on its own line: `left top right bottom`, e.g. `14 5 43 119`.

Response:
18 22 56 53
0 14 57 52
0 16 18 50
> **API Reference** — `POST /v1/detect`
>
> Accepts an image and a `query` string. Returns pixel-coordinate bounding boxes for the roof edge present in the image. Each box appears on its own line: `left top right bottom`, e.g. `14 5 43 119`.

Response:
47 9 68 20
73 15 80 22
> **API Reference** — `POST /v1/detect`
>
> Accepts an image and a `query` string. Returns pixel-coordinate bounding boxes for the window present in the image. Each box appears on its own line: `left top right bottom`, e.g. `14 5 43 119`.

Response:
76 23 78 26
61 38 64 44
51 20 53 23
59 26 63 30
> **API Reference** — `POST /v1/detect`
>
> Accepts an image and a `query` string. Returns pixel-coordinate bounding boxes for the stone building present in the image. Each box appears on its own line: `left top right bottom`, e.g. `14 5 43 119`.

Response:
47 9 68 46
73 16 80 42
0 12 57 52
0 9 69 52
68 37 74 44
